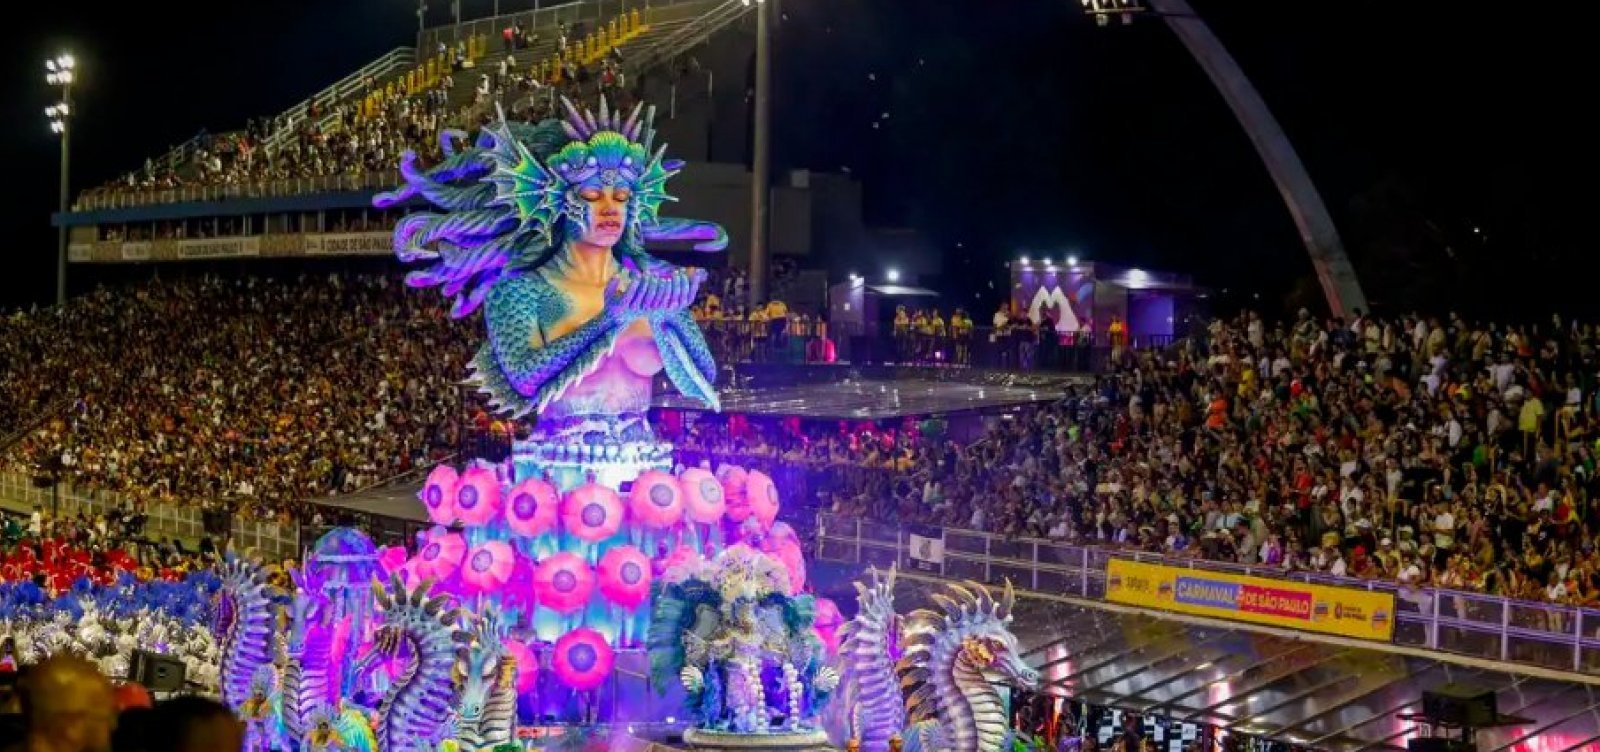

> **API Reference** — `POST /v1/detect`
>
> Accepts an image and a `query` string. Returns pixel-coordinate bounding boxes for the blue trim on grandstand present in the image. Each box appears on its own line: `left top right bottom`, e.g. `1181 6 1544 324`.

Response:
52 191 417 227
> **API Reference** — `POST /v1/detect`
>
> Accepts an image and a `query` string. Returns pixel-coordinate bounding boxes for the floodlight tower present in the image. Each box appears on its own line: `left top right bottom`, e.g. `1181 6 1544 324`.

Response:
46 52 76 306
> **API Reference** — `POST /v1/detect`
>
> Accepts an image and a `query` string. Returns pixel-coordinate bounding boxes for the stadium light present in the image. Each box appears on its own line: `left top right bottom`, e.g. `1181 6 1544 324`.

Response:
1067 254 1079 266
46 51 76 307
1019 256 1030 266
886 268 901 283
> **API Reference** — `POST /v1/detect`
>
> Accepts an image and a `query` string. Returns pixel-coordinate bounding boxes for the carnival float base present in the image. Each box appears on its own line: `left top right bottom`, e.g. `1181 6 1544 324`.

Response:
681 728 834 752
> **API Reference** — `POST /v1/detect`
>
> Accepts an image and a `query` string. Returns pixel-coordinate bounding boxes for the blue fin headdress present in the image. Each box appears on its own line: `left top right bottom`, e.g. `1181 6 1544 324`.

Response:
375 97 727 318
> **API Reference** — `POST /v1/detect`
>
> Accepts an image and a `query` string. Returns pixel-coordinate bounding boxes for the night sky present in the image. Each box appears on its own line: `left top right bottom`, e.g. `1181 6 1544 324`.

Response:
2 1 1591 317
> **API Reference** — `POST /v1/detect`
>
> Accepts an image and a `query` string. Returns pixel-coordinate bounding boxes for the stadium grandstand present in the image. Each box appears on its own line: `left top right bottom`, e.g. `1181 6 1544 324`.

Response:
9 2 1600 750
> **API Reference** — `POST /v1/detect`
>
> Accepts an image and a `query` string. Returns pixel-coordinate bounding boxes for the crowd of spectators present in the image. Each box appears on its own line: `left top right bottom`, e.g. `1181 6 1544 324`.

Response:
0 506 213 594
79 9 649 209
0 654 241 752
679 310 1600 609
0 273 475 525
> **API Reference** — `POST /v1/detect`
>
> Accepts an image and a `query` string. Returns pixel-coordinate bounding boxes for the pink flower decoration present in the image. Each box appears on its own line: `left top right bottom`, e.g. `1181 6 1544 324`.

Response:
417 531 466 580
459 540 516 594
717 466 750 522
658 544 704 584
533 552 595 614
678 468 726 525
504 477 560 538
550 628 615 691
454 466 503 526
767 538 806 593
627 470 684 530
377 546 410 576
814 597 844 657
746 469 780 530
420 465 460 526
503 639 539 693
561 481 624 543
766 521 800 550
597 545 653 611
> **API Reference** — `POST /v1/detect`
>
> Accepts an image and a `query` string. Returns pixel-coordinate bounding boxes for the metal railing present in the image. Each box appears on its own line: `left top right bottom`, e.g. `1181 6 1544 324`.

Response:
418 0 607 54
815 512 1600 676
695 319 1175 373
74 170 402 211
0 472 300 560
626 0 749 75
260 47 419 154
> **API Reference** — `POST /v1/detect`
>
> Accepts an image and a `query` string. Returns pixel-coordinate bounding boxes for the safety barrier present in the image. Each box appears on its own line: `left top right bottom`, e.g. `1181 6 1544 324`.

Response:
0 472 299 560
74 170 403 211
814 512 1600 676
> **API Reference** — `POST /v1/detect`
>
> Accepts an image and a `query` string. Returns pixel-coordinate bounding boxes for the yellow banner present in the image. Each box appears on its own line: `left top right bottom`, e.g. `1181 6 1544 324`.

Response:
1105 559 1396 642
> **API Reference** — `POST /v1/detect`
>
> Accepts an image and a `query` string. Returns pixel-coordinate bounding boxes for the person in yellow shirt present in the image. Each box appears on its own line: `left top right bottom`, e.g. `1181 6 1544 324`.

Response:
950 308 973 365
912 310 931 360
893 305 912 362
765 299 790 351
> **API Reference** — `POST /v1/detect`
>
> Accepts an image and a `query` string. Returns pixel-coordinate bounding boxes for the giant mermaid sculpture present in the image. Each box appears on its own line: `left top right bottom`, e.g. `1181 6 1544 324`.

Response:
377 98 725 485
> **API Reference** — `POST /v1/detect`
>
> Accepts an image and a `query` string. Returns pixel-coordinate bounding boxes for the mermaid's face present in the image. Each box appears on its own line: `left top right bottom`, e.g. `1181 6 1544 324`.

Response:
575 184 631 247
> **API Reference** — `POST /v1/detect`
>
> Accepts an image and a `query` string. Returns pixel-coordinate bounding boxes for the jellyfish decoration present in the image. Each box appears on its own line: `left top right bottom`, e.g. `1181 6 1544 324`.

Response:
417 531 467 580
561 481 625 554
460 540 516 596
678 467 727 555
598 545 653 610
420 464 460 526
550 628 616 692
719 465 753 523
813 597 844 657
505 476 560 540
598 545 653 646
745 469 781 531
533 552 595 618
503 639 540 693
454 466 504 528
628 470 685 530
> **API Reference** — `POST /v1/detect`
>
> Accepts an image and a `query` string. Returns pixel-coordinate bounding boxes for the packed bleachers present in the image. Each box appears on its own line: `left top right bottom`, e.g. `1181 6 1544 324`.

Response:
72 1 731 211
675 310 1600 608
0 274 474 526
11 258 1600 615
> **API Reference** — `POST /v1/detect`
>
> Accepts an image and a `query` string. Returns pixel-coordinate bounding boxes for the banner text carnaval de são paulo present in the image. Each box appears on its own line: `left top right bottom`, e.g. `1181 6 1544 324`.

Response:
1105 559 1395 641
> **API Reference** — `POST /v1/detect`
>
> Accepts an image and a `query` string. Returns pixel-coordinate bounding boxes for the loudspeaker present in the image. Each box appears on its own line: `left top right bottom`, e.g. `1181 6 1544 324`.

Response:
127 650 186 692
1421 684 1497 727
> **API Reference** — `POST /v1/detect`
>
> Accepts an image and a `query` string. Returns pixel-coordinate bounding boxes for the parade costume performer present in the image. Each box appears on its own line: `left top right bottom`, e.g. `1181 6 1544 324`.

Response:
377 98 727 440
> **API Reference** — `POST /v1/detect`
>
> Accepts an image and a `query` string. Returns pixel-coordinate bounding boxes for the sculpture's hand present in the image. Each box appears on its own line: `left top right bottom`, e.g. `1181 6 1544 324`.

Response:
606 266 706 320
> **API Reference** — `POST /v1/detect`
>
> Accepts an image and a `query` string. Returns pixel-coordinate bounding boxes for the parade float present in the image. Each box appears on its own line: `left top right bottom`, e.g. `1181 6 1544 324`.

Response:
208 95 1039 751
207 97 827 751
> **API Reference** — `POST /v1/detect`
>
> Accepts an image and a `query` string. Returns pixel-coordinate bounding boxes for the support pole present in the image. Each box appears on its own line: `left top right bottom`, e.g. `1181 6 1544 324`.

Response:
747 0 772 306
55 81 72 307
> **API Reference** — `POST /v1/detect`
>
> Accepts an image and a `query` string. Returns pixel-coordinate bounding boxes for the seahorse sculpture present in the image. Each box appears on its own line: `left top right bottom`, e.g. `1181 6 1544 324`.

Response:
827 566 1041 752
451 608 518 751
828 566 906 752
367 574 466 752
280 565 345 750
215 556 278 711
